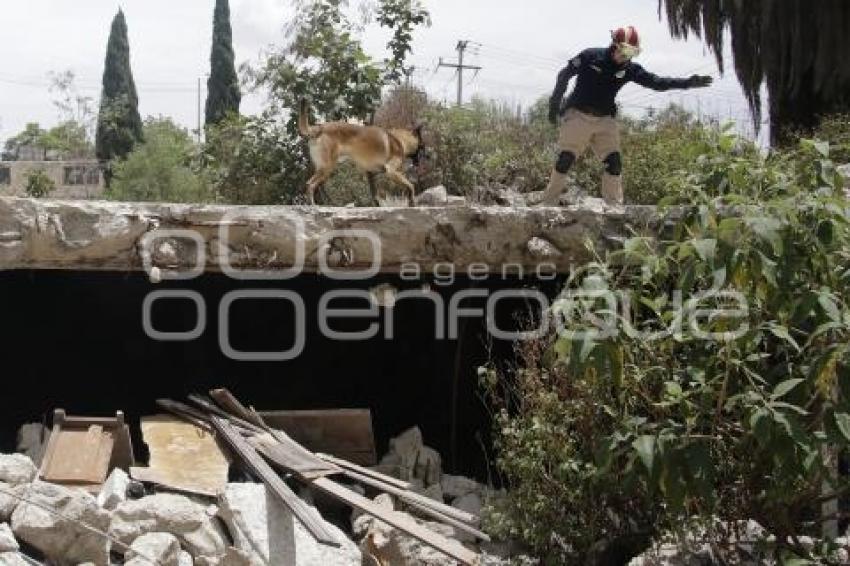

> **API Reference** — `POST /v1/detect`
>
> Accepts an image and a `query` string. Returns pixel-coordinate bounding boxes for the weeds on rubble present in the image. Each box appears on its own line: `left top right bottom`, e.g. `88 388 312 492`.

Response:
480 131 850 564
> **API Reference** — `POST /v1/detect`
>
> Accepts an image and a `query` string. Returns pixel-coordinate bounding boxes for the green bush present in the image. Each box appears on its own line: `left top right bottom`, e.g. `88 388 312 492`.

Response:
414 99 732 204
24 169 55 198
108 117 209 203
482 129 850 564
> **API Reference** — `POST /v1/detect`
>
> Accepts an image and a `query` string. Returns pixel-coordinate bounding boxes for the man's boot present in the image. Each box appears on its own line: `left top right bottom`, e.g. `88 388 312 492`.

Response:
541 170 569 206
601 173 624 205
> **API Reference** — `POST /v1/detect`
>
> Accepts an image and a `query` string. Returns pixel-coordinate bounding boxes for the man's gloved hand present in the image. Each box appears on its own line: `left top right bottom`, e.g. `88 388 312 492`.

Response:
688 74 713 88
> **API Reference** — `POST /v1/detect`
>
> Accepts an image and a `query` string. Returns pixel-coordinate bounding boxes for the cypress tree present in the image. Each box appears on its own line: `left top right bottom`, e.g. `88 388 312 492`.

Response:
95 9 143 165
205 0 241 126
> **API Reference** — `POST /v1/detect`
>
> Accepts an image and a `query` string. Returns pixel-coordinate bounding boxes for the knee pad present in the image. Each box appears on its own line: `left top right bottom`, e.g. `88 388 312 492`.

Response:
603 152 623 176
555 151 576 174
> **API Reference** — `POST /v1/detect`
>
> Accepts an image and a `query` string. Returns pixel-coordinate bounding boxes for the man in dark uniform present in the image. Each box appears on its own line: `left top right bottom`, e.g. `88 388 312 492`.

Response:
541 26 713 205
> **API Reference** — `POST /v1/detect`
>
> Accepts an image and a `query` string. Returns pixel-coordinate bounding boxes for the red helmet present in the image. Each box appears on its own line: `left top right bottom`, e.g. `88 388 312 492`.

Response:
611 26 642 59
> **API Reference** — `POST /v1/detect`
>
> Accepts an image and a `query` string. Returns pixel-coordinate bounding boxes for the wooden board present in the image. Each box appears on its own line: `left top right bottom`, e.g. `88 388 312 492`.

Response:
40 425 113 485
39 410 134 491
311 476 480 565
133 415 230 496
259 409 377 466
209 416 342 547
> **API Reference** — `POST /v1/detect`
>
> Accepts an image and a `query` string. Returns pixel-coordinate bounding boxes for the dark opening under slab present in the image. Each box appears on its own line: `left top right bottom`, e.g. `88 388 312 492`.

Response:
0 270 560 479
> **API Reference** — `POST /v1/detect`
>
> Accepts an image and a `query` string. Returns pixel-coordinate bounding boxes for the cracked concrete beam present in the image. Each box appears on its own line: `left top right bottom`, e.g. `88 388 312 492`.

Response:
0 197 670 275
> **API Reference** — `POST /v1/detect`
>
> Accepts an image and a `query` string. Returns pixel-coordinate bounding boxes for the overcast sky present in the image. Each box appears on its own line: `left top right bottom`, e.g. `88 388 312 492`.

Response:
0 0 764 147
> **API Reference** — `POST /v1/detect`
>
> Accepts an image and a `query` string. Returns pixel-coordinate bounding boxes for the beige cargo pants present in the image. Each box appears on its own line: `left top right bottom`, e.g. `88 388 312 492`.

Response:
542 108 623 205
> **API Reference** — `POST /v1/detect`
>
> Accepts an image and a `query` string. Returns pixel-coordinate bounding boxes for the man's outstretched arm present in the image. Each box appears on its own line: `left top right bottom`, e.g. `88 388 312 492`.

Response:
549 56 582 123
629 64 713 91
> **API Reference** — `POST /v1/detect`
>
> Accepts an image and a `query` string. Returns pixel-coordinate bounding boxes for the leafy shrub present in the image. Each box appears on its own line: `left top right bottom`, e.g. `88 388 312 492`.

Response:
203 113 307 205
108 117 209 203
24 169 55 198
413 99 731 204
482 128 850 564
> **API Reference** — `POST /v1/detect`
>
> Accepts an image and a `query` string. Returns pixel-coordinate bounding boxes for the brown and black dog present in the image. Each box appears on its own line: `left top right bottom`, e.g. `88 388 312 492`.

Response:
298 100 424 206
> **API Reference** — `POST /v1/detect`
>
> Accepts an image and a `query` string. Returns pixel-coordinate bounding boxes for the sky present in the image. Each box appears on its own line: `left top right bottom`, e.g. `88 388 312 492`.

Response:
0 0 766 148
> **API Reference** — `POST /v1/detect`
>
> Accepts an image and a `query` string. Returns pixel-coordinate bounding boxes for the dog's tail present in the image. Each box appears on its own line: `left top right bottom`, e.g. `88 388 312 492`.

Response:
298 99 320 138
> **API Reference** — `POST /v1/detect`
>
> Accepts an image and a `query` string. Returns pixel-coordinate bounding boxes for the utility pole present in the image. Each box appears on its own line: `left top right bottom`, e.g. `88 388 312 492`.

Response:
197 77 202 144
437 40 482 107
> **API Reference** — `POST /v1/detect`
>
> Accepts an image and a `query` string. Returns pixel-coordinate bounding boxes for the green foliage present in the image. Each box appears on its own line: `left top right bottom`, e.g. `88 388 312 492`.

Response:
96 9 143 165
208 0 429 205
245 0 429 135
109 117 209 203
3 123 49 160
375 0 431 84
203 113 305 204
48 70 96 158
482 130 850 563
205 0 241 126
3 120 93 161
24 169 55 198
413 98 724 204
418 99 554 195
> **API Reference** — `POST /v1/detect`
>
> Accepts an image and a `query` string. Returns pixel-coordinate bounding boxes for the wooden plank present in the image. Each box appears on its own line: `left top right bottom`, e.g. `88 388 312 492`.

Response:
135 415 230 496
335 465 479 526
317 453 412 491
260 409 377 466
208 415 341 547
156 399 213 432
251 434 339 480
311 476 480 565
40 424 114 485
209 389 265 427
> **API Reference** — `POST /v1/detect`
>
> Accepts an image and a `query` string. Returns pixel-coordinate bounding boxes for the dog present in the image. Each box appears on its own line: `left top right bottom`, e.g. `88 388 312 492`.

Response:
298 99 425 206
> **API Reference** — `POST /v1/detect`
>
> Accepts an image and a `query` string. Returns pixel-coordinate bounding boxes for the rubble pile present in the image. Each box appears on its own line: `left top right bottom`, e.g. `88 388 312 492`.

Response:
0 390 535 565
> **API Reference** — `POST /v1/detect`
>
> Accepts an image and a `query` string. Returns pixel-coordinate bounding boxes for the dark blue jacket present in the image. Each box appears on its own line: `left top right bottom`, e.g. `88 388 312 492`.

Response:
550 47 696 118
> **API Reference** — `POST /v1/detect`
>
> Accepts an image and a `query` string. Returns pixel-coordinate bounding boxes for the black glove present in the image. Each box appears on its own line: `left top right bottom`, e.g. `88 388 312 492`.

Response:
688 74 713 88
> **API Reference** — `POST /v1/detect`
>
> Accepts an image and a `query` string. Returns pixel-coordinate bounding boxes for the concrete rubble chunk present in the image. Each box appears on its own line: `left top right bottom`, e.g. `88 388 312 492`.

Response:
178 550 194 566
386 427 423 471
452 493 483 518
0 552 30 566
0 523 18 552
355 493 465 566
10 481 110 565
421 483 443 503
109 493 228 559
96 468 130 510
441 475 485 500
0 455 36 486
0 483 24 523
16 424 49 467
196 547 254 566
124 532 182 566
414 446 442 487
218 482 361 566
415 186 449 206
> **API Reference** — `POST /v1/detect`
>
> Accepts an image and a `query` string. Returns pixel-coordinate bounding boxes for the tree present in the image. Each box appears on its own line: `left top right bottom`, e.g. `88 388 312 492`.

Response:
24 169 55 198
96 9 143 168
3 123 49 160
109 117 208 203
659 0 850 145
205 0 241 126
48 71 96 158
247 0 430 133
